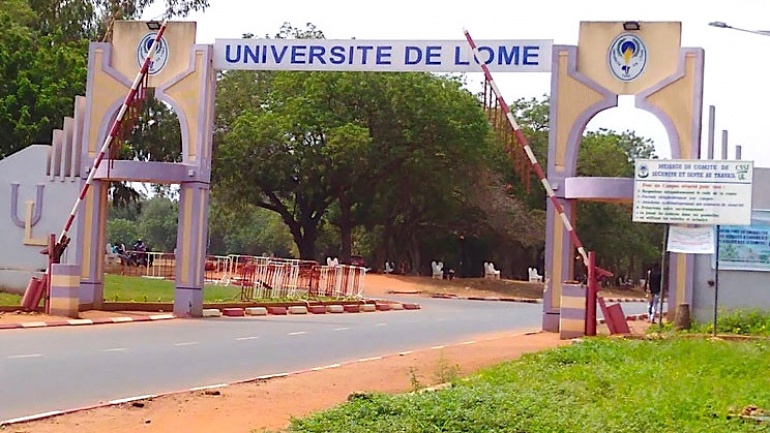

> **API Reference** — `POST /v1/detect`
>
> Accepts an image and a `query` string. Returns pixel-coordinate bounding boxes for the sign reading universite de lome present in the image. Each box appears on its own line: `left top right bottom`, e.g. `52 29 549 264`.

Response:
213 39 553 72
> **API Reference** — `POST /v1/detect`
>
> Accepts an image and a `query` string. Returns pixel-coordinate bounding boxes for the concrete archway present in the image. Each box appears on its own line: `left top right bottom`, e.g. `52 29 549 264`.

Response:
543 21 704 331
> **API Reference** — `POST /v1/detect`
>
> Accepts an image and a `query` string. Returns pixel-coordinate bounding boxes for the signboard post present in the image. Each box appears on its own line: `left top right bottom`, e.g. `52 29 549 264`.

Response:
633 159 753 333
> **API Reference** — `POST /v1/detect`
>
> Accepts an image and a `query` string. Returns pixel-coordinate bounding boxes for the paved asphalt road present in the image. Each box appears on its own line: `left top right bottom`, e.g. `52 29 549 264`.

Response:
0 297 648 421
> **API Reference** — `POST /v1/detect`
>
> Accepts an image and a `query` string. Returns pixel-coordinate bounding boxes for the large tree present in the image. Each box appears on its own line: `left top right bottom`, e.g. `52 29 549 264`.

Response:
0 0 88 157
214 57 494 261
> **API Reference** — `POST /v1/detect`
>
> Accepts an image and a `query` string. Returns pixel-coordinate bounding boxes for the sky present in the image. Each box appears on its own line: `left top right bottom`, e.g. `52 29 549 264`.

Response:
145 0 770 167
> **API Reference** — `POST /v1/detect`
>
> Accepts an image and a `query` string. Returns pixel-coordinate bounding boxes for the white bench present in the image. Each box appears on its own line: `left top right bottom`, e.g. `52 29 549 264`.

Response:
431 261 444 279
528 267 543 283
484 262 500 279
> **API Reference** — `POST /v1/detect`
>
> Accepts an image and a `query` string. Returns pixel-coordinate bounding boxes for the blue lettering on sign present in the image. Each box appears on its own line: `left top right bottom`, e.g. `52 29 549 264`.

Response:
330 46 346 64
405 46 422 65
222 42 545 69
225 45 241 63
476 46 494 64
498 46 520 65
308 45 326 64
523 46 539 65
376 46 392 64
357 46 374 64
425 46 441 65
244 45 259 63
271 45 289 63
453 46 469 65
291 45 307 63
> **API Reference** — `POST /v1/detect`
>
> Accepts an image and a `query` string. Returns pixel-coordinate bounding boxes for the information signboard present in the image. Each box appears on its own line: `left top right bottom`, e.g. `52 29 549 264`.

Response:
667 225 715 254
632 159 753 225
713 211 770 271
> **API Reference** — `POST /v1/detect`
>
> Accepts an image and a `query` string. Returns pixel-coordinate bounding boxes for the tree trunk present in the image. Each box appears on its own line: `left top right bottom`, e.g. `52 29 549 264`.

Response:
285 217 319 261
409 234 421 275
339 194 352 264
297 222 318 260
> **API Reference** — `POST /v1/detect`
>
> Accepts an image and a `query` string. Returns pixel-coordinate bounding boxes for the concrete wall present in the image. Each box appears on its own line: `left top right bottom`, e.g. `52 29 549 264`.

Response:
691 167 770 321
0 146 81 293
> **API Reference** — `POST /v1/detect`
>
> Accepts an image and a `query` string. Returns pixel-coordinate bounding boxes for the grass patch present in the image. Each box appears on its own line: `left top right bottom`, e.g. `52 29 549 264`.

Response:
0 291 22 306
288 338 770 432
654 310 770 337
104 274 240 303
697 310 770 337
0 274 348 305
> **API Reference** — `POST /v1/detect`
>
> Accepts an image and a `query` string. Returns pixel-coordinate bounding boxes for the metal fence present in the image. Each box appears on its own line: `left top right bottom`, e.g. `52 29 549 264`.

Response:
106 252 366 300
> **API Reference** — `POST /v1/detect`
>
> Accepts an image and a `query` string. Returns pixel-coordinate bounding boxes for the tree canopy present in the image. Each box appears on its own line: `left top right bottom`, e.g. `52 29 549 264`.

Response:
1 11 665 280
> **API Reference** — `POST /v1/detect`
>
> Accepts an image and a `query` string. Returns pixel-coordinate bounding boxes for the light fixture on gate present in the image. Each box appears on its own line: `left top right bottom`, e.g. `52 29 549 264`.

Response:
146 20 161 31
623 21 641 31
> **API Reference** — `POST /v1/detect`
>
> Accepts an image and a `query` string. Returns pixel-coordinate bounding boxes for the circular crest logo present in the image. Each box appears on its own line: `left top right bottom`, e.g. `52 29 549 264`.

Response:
637 163 650 178
608 33 647 82
136 33 169 75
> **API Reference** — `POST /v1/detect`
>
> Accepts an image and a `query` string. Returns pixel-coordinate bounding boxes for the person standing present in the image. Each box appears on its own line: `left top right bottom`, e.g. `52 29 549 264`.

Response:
645 262 662 322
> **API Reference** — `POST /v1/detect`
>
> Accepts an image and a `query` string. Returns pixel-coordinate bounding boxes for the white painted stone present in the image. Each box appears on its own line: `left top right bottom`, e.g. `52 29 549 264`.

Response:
202 309 222 317
288 306 308 314
245 307 268 316
390 304 405 310
326 305 344 313
360 304 376 312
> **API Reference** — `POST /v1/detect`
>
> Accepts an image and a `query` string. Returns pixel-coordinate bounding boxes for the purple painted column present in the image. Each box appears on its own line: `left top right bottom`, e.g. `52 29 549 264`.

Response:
543 197 576 331
174 181 209 317
79 179 108 309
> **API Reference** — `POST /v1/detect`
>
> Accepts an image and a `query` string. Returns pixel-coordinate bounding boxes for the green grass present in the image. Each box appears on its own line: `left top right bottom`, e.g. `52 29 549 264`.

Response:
697 310 770 336
0 291 22 306
654 310 770 337
104 274 241 303
0 274 333 305
287 338 770 433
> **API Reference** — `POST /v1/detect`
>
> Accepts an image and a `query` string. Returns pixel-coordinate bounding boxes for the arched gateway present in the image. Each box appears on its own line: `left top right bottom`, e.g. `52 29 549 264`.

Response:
4 21 703 327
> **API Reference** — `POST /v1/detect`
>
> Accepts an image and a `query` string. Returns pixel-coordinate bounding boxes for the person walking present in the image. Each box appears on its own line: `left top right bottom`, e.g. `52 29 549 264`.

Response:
645 262 662 322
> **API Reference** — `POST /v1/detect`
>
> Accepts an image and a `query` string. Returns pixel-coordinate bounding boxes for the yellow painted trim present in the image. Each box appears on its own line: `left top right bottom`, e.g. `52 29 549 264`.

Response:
676 253 687 306
81 189 94 278
51 275 81 287
23 201 47 246
196 188 206 280
560 295 587 310
559 318 585 331
96 185 108 279
554 50 603 173
50 297 79 310
180 188 193 285
551 215 564 308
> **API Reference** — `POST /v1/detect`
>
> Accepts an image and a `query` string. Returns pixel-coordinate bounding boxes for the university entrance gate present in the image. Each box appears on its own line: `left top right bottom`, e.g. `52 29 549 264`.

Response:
6 21 702 329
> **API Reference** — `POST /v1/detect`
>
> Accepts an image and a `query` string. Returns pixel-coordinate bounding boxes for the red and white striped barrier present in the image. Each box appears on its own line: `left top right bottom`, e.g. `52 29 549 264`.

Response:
57 20 169 246
464 30 588 265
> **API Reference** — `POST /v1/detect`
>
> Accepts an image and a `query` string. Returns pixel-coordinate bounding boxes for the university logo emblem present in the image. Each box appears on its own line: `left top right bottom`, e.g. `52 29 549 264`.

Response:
608 33 647 82
637 163 650 179
137 33 169 75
